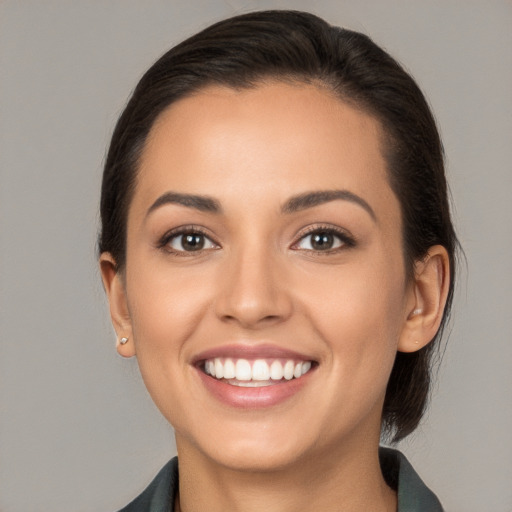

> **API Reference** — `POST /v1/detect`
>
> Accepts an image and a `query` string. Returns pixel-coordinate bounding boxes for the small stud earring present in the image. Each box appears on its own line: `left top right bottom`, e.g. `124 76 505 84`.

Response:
119 337 129 345
412 308 423 316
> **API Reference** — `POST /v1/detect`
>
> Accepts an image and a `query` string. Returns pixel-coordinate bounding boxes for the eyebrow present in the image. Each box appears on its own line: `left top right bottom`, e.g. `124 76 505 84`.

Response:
146 189 376 221
281 190 376 221
146 192 222 217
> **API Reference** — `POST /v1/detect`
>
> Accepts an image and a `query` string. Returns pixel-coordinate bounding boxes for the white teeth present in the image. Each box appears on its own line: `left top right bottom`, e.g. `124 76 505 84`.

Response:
270 360 284 380
283 360 295 380
301 361 312 375
229 380 277 387
252 360 270 380
204 357 313 382
223 358 236 379
235 359 252 381
214 358 224 379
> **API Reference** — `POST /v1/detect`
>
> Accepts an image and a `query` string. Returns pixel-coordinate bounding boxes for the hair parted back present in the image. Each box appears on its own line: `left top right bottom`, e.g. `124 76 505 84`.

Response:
99 9 458 442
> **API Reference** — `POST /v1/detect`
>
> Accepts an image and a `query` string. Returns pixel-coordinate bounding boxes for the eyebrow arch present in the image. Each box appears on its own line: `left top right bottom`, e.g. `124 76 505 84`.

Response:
282 189 376 221
146 192 222 217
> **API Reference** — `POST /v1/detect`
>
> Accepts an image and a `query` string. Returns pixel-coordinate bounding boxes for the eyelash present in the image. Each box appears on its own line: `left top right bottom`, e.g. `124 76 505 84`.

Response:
291 225 356 254
157 225 219 256
157 224 355 256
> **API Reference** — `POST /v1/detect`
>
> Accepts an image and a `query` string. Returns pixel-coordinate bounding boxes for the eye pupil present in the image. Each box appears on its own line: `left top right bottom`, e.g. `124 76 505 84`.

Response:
182 233 204 251
311 232 334 250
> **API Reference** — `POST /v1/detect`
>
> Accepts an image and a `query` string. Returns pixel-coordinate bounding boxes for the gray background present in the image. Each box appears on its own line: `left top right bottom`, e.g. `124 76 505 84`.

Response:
1 1 511 511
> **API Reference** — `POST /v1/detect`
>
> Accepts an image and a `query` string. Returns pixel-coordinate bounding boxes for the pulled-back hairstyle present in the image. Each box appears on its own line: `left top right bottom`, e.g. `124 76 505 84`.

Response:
99 10 458 442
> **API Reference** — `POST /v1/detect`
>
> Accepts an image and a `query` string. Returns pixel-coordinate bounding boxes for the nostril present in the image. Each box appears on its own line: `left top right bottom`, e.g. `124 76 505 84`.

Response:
220 312 286 329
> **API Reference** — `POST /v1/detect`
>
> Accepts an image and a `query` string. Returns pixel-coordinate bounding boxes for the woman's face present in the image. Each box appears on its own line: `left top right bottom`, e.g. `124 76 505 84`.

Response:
114 82 416 470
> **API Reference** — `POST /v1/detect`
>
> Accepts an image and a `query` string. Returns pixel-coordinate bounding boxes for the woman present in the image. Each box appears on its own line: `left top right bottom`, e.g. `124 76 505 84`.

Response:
99 10 456 512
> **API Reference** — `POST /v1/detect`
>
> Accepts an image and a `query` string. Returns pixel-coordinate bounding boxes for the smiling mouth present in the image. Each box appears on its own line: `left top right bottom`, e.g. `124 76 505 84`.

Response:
202 357 314 387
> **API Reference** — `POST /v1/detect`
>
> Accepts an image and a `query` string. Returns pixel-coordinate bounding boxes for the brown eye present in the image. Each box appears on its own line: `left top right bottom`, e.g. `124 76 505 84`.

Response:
310 232 336 250
168 232 216 252
295 229 348 252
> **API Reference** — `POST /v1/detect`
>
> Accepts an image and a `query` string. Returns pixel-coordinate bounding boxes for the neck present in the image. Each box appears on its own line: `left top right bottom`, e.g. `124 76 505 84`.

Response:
174 435 396 512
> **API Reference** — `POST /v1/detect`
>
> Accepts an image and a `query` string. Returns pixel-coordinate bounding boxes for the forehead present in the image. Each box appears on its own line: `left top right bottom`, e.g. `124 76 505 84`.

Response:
133 82 397 220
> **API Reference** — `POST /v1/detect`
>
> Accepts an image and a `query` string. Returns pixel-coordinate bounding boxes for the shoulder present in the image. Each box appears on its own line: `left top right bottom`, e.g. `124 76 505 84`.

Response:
379 447 444 512
116 457 178 512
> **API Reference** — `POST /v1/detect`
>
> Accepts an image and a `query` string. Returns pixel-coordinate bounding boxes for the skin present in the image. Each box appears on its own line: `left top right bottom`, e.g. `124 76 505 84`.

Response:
101 82 450 512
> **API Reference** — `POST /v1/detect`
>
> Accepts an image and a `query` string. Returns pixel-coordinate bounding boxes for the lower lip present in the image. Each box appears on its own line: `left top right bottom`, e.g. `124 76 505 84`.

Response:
196 366 313 409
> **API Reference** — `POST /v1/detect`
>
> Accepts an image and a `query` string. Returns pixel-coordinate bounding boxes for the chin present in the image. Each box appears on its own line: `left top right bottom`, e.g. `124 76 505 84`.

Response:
210 440 312 473
175 416 318 473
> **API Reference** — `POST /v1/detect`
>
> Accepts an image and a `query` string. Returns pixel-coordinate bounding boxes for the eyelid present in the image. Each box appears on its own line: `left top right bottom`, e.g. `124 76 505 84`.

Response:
291 224 356 252
157 225 220 253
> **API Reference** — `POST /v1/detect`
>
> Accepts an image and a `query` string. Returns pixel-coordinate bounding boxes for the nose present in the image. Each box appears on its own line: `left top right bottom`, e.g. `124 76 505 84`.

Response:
214 244 293 329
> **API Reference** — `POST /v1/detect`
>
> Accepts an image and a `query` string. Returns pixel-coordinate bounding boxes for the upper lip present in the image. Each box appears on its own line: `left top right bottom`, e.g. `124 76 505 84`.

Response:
192 343 316 365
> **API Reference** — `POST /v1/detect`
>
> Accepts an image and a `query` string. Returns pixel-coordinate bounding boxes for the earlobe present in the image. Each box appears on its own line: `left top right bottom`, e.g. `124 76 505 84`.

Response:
398 245 450 353
99 253 136 358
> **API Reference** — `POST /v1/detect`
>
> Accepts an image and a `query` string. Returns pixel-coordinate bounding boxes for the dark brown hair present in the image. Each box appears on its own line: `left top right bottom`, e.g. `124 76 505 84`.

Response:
99 10 458 442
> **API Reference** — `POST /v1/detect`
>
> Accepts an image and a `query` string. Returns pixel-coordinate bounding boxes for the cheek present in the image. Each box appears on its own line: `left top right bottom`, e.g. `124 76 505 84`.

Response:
123 266 215 425
124 261 215 382
300 257 406 372
301 265 406 427
127 259 211 334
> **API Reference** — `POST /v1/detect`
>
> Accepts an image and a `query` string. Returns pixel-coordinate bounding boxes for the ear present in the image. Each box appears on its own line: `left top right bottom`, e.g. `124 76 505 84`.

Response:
99 253 136 358
398 245 451 353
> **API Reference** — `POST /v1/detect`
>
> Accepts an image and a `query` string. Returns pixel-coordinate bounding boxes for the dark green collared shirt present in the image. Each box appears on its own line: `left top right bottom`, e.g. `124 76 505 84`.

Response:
118 448 443 511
